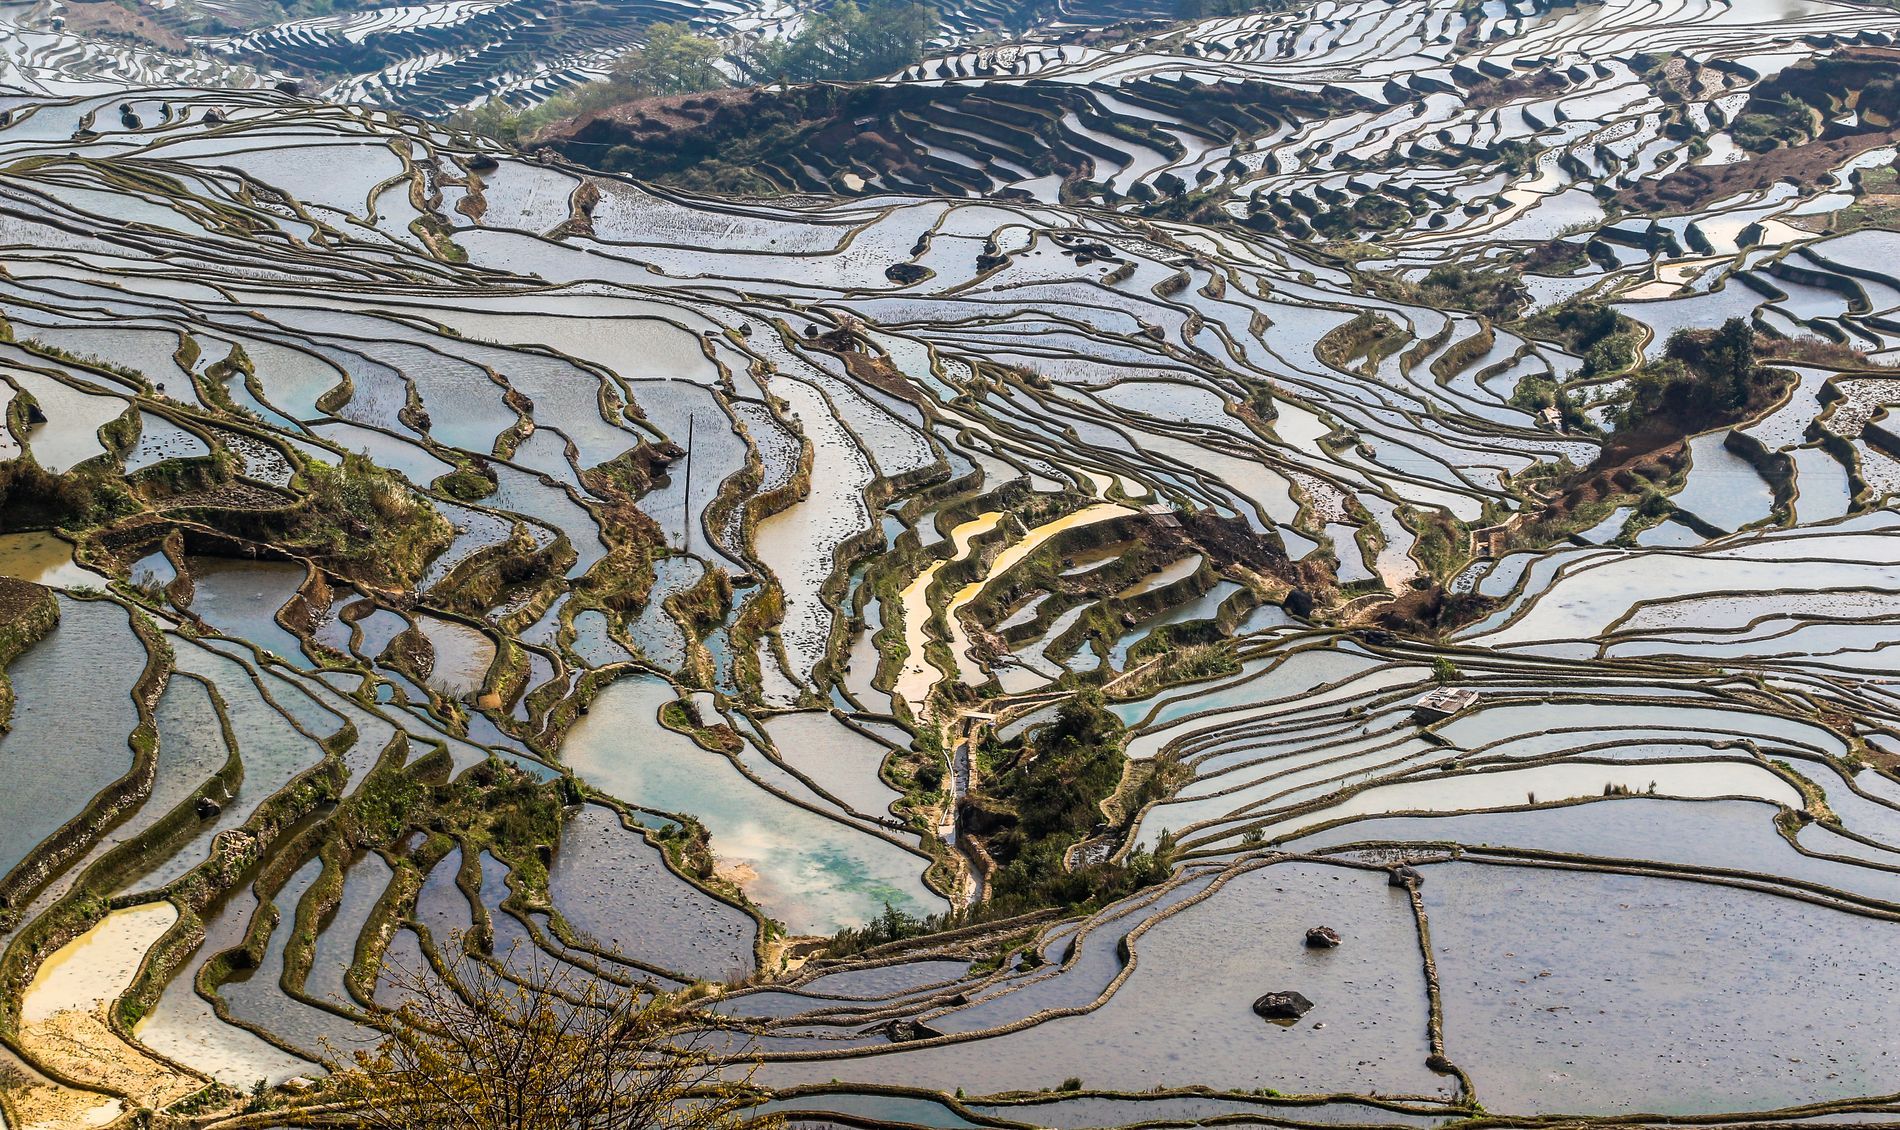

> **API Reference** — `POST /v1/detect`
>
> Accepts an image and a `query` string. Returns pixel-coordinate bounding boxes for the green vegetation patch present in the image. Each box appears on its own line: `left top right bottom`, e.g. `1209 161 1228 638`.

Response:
964 693 1173 916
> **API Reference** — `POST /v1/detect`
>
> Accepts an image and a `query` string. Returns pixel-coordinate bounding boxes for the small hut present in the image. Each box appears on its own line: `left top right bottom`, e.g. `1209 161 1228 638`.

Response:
1412 686 1479 723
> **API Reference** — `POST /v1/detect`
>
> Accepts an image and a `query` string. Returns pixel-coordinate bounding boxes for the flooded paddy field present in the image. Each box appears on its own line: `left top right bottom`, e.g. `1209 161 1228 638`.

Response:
2 0 1900 1122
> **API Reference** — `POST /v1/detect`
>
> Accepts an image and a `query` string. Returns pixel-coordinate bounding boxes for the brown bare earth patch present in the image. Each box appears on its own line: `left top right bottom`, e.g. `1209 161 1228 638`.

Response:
1620 129 1900 216
1760 334 1900 370
0 575 47 624
58 0 188 53
154 481 295 511
1622 47 1900 216
1860 738 1900 772
17 1007 202 1118
839 348 926 407
534 87 763 143
1463 70 1570 110
0 1055 126 1130
1555 438 1689 514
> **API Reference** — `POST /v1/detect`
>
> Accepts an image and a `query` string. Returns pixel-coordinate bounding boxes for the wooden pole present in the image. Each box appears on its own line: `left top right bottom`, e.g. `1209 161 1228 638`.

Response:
680 411 694 552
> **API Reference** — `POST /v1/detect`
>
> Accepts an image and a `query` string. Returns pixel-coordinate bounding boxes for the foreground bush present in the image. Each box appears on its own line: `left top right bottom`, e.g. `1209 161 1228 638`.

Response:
329 940 759 1130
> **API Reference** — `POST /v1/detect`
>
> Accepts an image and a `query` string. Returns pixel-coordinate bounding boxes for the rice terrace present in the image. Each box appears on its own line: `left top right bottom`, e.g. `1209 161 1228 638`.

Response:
0 0 1898 1121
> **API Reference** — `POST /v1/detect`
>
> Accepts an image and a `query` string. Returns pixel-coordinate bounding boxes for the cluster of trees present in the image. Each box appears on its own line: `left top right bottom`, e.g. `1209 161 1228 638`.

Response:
0 457 137 532
745 0 936 84
616 0 937 92
1513 306 1785 437
826 692 1176 962
615 21 728 96
973 693 1173 915
1732 92 1816 153
823 693 1180 961
1533 300 1639 380
1619 317 1777 431
1380 262 1525 321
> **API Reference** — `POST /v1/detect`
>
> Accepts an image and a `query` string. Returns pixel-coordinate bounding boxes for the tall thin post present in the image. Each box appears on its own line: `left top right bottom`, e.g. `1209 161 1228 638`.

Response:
680 412 694 552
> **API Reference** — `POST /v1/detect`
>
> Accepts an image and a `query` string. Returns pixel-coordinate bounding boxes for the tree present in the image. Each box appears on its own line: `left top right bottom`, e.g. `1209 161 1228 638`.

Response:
327 939 760 1130
614 23 728 97
453 99 526 147
1667 316 1756 409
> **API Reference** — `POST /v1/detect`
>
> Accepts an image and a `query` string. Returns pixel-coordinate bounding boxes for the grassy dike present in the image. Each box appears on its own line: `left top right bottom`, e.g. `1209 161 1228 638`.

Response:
0 577 58 732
